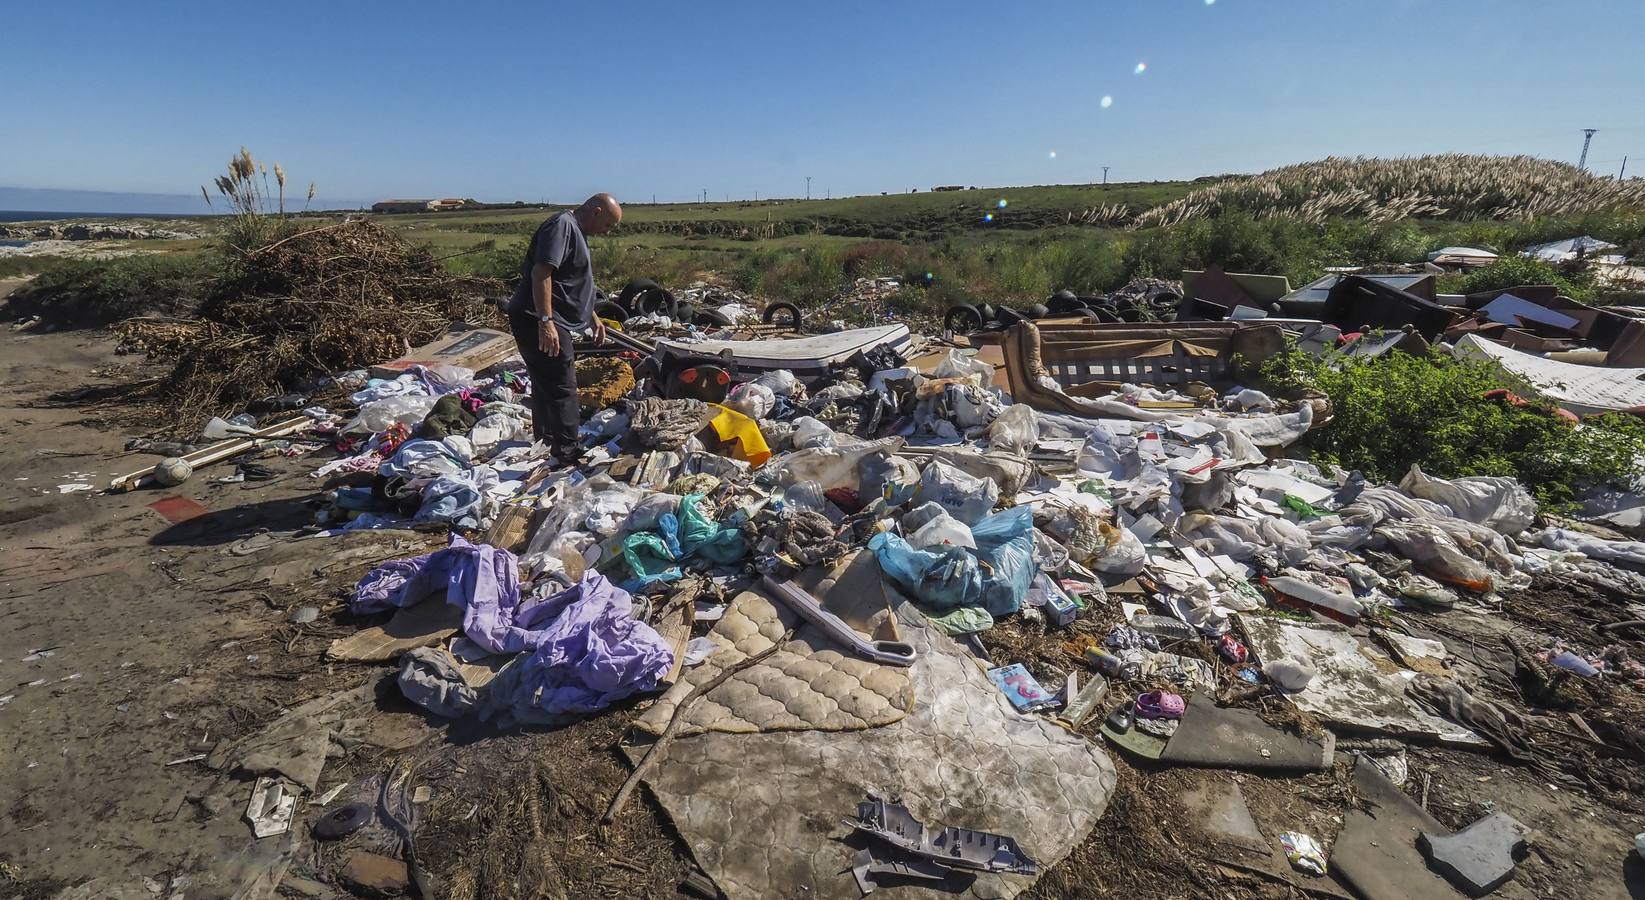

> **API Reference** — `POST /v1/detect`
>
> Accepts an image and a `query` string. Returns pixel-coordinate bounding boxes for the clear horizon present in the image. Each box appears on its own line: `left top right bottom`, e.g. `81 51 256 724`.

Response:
4 0 1642 212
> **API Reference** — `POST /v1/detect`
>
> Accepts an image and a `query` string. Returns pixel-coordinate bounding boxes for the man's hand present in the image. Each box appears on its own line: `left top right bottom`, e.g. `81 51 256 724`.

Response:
591 315 607 345
538 319 560 355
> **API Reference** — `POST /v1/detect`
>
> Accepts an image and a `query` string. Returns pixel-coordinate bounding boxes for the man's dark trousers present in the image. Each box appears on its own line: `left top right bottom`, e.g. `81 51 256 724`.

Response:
508 309 580 459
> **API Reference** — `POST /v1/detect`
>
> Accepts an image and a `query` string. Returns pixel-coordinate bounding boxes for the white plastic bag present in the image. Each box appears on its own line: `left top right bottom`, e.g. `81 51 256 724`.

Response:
622 493 682 532
987 404 1039 456
724 382 776 420
1265 658 1316 691
345 394 438 434
912 459 998 525
584 487 644 537
751 370 798 396
791 416 837 450
931 349 994 383
1398 464 1536 536
909 512 976 550
1091 522 1146 575
1378 521 1495 590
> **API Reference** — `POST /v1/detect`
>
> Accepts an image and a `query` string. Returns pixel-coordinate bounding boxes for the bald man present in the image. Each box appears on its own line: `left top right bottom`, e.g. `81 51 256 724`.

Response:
506 193 622 463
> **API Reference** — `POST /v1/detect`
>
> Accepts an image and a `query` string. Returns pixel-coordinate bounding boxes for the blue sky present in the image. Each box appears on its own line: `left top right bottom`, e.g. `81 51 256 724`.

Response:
2 0 1641 211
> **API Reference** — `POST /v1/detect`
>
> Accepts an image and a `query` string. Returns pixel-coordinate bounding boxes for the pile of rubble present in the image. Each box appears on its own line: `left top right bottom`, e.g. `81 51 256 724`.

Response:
122 253 1645 899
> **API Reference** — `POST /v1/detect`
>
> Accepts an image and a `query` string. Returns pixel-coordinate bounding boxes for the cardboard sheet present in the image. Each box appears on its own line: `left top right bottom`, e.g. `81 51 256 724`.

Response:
369 323 515 379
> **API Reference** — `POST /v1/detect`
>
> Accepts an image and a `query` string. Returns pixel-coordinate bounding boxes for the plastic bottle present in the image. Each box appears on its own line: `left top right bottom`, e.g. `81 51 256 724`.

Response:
1129 614 1199 643
779 480 825 513
791 417 836 450
1263 575 1363 624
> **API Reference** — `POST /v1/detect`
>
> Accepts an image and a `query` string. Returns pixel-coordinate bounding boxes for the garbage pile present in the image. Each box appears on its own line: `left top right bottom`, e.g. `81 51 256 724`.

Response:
156 259 1645 898
116 220 503 413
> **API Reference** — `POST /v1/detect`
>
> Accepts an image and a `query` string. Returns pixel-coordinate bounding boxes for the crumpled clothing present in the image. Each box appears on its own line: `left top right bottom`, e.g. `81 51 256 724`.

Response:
421 393 479 441
398 647 480 718
630 397 715 451
409 363 476 396
1407 675 1547 773
485 573 675 718
350 375 425 404
379 436 473 480
666 473 721 497
310 451 383 480
352 534 542 656
415 466 500 530
375 422 412 456
758 508 848 567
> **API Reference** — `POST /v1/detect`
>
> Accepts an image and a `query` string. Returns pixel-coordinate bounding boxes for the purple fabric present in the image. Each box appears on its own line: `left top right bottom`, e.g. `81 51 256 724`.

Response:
501 573 675 715
353 537 674 714
352 534 534 654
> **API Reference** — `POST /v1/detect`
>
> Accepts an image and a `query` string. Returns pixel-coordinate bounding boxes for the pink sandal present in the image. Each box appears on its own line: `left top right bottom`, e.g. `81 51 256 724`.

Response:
1134 689 1185 720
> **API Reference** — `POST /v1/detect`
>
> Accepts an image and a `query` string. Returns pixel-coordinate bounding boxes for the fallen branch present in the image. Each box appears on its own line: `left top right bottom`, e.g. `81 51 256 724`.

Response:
603 627 797 824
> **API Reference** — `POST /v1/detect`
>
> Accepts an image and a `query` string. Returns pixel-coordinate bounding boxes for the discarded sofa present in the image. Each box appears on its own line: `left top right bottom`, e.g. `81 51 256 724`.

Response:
998 321 1286 418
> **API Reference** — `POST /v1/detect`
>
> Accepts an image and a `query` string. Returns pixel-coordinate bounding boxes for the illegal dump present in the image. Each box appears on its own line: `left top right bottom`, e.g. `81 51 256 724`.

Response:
8 216 1645 900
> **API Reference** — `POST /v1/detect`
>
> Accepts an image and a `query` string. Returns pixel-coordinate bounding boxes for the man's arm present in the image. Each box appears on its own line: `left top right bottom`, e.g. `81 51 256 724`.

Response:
531 262 559 355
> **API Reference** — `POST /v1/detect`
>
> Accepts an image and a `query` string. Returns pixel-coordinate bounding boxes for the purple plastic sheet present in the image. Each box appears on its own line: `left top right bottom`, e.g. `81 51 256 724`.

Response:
354 535 674 715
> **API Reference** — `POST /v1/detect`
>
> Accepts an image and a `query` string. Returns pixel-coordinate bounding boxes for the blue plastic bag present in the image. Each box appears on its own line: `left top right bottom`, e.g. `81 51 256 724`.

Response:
971 505 1037 616
871 504 1038 616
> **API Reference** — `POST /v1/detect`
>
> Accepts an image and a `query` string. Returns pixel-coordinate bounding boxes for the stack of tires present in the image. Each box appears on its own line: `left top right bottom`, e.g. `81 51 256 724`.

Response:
598 278 804 330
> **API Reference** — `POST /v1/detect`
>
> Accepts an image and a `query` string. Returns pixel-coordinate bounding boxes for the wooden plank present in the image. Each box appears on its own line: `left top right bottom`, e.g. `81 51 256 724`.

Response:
327 601 464 662
482 503 534 552
109 415 311 493
654 598 695 687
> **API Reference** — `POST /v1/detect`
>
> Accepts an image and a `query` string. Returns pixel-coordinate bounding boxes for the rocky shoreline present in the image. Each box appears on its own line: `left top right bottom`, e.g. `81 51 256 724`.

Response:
0 222 198 241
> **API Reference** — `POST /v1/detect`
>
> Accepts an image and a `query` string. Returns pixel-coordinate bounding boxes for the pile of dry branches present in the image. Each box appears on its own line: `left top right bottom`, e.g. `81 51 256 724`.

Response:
120 220 504 416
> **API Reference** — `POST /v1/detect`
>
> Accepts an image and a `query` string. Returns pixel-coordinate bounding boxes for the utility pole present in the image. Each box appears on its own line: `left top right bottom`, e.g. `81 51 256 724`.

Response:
1101 166 1110 186
1620 156 1629 180
1579 129 1598 171
651 193 656 204
805 176 812 200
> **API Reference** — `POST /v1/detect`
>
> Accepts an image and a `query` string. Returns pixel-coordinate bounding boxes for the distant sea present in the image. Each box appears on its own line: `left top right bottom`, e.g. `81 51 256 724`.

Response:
0 210 174 222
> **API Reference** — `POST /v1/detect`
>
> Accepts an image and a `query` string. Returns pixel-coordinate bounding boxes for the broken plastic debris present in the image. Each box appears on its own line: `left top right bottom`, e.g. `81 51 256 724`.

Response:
843 794 1039 876
245 777 299 838
1280 831 1327 875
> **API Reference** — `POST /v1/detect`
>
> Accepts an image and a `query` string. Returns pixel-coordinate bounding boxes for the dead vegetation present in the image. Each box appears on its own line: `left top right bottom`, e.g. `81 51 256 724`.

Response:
1134 154 1645 228
116 220 504 417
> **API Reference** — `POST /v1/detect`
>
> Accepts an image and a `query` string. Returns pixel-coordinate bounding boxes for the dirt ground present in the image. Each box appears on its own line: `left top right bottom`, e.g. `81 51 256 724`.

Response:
2 322 1644 899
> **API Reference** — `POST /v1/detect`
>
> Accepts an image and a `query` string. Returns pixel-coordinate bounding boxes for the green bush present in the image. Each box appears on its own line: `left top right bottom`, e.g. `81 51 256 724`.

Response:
1260 345 1645 506
1 254 220 326
1445 255 1585 298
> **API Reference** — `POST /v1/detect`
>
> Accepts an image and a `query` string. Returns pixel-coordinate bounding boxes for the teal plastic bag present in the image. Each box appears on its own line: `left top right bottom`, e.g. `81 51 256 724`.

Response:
619 512 683 589
675 494 749 564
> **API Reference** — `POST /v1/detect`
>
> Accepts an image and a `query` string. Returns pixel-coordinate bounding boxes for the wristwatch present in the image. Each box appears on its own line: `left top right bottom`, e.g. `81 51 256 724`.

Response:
536 312 552 323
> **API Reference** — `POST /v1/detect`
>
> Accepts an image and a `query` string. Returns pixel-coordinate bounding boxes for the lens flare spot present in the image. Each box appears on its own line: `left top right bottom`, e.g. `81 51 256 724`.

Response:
1205 0 1215 5
984 213 995 222
1100 95 1114 108
1048 150 1057 159
997 199 1008 209
1134 62 1147 75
